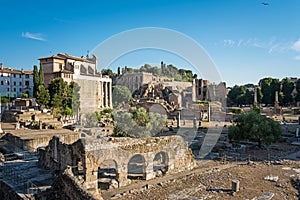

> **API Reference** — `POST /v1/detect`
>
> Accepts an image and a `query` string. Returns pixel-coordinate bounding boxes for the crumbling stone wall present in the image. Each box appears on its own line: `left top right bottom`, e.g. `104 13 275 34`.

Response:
39 135 195 197
45 167 100 200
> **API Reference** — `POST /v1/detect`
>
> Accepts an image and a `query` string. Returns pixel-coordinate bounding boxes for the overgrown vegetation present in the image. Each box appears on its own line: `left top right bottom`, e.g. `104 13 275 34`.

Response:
113 107 167 138
228 110 282 147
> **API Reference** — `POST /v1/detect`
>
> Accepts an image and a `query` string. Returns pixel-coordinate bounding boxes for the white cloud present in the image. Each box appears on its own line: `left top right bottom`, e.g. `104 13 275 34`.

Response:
292 39 300 52
291 39 300 60
223 39 235 47
222 37 291 54
21 32 46 41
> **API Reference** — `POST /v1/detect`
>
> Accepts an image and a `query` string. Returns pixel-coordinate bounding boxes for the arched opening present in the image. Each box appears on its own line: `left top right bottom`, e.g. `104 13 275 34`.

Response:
72 154 84 176
98 160 118 190
153 151 168 176
127 154 146 180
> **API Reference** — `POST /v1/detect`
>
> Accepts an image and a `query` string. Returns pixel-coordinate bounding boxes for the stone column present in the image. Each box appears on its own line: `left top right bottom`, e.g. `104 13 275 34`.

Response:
253 87 257 105
192 79 196 102
105 81 109 108
145 155 155 180
109 81 113 108
84 169 99 195
99 81 103 108
103 82 106 108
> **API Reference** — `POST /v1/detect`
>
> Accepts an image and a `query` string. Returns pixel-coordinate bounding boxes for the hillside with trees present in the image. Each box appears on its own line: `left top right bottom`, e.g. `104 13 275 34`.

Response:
102 63 197 82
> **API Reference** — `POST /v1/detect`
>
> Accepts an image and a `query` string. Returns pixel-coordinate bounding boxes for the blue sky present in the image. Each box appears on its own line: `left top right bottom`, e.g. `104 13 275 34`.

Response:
1 0 300 86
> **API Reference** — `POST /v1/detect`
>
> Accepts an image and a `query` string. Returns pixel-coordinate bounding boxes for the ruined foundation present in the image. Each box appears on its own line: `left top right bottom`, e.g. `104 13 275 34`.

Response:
38 135 195 199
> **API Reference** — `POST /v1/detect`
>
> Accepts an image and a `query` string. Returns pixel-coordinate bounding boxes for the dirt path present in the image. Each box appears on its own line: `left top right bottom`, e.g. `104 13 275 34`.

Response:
101 160 238 199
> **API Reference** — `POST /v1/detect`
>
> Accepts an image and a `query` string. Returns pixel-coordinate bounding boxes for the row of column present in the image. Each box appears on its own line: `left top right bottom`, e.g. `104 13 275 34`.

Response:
99 81 112 108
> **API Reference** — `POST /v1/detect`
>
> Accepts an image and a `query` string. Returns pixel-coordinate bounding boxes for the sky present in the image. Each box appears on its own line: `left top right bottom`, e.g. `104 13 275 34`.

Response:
1 0 300 86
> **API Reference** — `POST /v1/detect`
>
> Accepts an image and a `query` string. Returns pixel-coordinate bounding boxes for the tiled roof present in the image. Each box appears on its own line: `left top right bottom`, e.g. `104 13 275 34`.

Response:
0 67 33 75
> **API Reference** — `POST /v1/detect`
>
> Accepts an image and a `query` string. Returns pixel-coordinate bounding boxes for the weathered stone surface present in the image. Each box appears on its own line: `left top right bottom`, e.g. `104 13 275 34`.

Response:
39 135 195 198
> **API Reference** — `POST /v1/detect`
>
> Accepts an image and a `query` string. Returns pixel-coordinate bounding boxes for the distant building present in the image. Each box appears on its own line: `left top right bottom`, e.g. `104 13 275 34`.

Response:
39 54 112 113
192 78 226 105
0 63 33 98
116 71 192 93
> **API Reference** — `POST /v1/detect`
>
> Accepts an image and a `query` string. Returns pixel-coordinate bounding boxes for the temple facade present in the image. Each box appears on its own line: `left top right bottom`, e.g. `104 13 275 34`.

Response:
39 54 112 113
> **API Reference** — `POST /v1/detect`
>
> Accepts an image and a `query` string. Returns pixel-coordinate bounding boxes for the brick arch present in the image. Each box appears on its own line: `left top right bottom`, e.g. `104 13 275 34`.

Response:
97 159 118 190
127 154 146 180
153 151 169 174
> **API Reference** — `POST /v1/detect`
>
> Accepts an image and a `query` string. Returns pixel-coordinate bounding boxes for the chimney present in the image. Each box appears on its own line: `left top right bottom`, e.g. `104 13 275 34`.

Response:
0 63 3 69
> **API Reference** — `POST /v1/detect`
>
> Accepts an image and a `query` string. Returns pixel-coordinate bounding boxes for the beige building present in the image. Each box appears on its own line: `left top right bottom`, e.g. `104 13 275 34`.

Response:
116 71 192 93
39 54 112 113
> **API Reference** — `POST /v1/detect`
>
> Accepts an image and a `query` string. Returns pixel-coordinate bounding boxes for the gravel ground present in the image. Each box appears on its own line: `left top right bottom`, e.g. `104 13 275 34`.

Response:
115 160 300 200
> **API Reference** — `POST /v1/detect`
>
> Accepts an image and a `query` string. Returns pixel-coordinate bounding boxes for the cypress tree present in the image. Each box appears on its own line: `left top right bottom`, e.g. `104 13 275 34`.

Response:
33 65 39 97
39 64 44 86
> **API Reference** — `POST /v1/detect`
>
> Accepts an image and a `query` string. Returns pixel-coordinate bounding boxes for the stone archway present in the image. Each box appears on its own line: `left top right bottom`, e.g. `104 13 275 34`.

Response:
98 159 118 190
153 151 168 175
72 154 84 176
127 154 146 180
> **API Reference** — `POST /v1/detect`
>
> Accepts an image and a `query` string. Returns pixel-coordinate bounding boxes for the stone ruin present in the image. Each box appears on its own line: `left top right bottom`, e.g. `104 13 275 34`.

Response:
2 109 62 129
131 83 180 116
38 135 195 199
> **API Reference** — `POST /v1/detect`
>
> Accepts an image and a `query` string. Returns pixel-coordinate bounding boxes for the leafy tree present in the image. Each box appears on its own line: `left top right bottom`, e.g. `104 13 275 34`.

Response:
256 86 263 103
33 65 39 97
113 107 167 137
47 78 80 117
259 78 280 105
36 85 50 109
228 110 282 147
112 85 132 107
101 69 117 78
281 78 294 106
227 85 246 106
295 79 300 102
253 104 261 113
69 81 80 115
83 112 98 128
48 78 68 117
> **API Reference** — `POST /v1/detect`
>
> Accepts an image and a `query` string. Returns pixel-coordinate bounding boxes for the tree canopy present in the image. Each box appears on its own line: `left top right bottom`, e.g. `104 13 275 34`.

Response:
117 63 196 82
47 78 80 117
113 107 167 138
228 111 282 147
112 85 132 107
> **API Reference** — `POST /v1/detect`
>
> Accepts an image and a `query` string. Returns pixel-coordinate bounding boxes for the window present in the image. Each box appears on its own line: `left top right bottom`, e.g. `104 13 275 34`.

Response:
19 74 21 78
13 74 16 78
1 81 3 85
19 82 22 86
25 81 29 86
25 74 29 78
7 81 9 85
7 88 9 91
19 88 22 92
13 81 16 86
13 88 16 92
1 74 2 77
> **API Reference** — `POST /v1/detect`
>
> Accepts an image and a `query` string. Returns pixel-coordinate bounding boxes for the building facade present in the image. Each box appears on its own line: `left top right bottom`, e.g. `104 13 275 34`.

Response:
116 71 192 93
0 63 33 98
39 54 112 113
